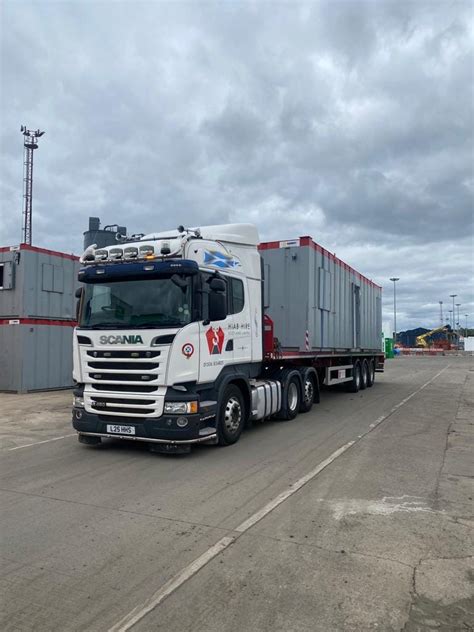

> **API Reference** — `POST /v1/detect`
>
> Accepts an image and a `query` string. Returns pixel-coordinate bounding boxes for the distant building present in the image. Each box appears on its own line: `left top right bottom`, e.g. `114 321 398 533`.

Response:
83 217 127 251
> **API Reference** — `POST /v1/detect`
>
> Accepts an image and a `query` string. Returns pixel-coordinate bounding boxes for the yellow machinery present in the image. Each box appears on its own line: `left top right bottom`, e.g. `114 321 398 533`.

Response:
416 325 450 348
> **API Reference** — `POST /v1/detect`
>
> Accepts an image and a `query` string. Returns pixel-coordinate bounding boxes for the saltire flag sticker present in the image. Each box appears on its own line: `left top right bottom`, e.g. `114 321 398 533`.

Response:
204 250 241 269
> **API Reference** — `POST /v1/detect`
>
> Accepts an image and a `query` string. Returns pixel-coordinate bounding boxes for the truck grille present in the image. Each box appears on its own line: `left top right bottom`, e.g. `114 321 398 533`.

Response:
88 361 159 370
91 383 157 393
85 348 166 389
82 345 170 416
92 396 153 405
89 373 158 382
87 350 160 359
90 395 156 415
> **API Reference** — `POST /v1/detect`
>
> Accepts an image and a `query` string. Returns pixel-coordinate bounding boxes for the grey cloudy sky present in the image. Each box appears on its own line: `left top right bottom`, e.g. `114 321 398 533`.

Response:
1 0 473 331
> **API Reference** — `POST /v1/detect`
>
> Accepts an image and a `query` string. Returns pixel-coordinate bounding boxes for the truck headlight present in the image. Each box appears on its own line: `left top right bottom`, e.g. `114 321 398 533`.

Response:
73 395 84 408
164 401 198 414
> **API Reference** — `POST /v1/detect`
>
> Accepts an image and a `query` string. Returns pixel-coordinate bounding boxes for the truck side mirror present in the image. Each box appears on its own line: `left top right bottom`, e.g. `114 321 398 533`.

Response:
208 292 227 322
209 277 226 293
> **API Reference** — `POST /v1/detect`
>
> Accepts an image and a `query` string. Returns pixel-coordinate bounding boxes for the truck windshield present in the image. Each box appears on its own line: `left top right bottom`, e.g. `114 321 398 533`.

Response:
79 277 192 329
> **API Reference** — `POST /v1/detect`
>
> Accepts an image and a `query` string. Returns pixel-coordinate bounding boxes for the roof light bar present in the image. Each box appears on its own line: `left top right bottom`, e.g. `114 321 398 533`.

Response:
95 249 108 261
139 245 155 256
109 248 123 260
124 247 138 259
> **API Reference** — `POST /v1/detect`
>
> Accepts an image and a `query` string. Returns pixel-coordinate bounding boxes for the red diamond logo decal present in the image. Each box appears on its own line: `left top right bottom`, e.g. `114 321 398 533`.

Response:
205 326 225 355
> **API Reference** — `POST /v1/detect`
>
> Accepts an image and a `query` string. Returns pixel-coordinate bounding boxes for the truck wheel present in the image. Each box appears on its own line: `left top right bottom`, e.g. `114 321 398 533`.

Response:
346 362 361 393
367 359 375 387
360 360 368 390
78 434 101 446
299 369 317 413
277 371 301 421
217 385 245 446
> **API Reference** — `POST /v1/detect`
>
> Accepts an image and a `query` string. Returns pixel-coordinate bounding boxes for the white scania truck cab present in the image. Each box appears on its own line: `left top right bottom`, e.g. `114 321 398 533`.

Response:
72 223 383 453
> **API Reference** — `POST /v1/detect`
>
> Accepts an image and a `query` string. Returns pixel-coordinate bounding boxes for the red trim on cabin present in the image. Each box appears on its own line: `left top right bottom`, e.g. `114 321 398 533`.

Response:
258 237 382 290
0 318 77 327
0 244 79 261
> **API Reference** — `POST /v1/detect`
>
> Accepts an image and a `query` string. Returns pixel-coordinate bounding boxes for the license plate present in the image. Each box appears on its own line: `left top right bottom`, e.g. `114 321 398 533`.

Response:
106 424 136 436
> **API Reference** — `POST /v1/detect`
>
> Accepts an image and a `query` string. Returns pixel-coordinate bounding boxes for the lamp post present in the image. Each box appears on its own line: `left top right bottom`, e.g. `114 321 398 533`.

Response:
20 126 45 245
449 294 457 331
449 294 457 346
390 278 399 345
455 303 461 332
465 314 469 337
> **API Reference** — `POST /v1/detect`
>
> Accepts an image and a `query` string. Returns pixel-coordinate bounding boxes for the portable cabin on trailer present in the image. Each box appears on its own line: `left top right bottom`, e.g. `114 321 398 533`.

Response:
259 236 382 354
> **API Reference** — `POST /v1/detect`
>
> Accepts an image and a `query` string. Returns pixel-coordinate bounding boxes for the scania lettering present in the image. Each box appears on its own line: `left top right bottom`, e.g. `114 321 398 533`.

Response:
72 224 384 454
99 335 144 345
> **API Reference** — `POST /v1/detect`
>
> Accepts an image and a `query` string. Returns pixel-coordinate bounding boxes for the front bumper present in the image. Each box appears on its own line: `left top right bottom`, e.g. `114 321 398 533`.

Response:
72 402 217 445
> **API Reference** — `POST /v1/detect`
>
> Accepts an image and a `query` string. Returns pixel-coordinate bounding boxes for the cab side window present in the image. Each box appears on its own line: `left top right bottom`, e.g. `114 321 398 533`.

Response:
229 278 244 314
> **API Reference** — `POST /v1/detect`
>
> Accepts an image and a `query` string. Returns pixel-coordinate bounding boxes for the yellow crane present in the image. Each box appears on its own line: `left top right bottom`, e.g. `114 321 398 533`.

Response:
416 325 450 348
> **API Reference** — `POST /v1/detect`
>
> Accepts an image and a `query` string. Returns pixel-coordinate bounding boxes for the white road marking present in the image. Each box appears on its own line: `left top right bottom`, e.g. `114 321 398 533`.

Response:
234 441 354 533
7 433 76 451
108 536 236 632
109 364 450 631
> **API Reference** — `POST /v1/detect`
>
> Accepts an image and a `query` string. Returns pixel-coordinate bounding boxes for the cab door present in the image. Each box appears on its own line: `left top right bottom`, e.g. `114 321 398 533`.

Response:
198 273 234 383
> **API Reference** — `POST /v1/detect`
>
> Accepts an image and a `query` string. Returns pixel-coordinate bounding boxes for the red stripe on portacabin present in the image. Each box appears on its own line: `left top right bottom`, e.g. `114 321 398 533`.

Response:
258 237 382 290
257 240 280 251
0 318 77 327
0 244 79 261
20 244 79 261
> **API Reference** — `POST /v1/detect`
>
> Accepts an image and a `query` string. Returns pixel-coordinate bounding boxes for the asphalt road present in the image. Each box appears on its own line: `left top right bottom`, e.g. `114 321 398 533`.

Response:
1 356 473 631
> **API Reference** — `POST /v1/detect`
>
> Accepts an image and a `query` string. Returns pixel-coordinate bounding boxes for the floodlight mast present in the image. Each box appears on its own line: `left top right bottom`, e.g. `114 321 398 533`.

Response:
20 125 45 245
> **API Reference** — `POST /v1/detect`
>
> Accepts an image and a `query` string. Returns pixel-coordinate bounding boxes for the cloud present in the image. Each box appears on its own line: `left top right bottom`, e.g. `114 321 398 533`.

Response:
0 0 473 329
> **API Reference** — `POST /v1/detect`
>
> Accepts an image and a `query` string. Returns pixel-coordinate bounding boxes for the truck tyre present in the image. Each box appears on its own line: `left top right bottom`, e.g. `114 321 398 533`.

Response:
299 368 318 413
346 361 361 393
78 434 101 446
217 384 246 446
276 370 301 421
360 360 369 390
367 359 375 387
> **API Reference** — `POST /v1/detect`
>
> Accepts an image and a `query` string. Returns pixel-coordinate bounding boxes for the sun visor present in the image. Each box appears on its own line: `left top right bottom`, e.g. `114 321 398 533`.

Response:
78 259 199 283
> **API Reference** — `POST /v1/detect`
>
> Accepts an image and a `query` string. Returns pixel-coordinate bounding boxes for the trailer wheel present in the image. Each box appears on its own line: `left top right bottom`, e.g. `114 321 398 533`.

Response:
217 384 245 446
367 360 375 387
276 371 301 421
360 360 369 390
299 369 317 413
346 361 361 393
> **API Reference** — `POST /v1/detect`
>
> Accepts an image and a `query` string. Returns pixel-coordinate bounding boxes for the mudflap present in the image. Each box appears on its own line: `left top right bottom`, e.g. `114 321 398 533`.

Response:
149 443 192 455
